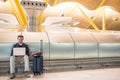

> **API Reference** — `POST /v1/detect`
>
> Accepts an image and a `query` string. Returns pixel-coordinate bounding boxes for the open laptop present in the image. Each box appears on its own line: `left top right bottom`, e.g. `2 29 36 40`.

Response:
13 48 26 56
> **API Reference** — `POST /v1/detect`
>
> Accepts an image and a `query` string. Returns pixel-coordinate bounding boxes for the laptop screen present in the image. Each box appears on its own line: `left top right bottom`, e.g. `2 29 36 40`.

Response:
13 48 26 56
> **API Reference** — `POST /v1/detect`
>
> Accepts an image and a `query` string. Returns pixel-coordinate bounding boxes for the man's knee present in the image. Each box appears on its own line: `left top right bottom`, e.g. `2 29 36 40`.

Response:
10 56 15 61
24 55 29 58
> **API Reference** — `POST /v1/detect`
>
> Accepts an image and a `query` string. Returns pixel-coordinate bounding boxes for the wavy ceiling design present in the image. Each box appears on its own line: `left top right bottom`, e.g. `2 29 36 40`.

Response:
43 1 120 31
0 0 120 31
47 0 120 12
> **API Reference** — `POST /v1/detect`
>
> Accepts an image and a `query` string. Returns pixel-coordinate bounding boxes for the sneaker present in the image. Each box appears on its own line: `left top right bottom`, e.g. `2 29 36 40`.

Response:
9 73 15 79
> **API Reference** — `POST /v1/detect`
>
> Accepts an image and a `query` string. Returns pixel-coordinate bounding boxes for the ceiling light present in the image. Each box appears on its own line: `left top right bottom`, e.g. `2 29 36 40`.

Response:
60 13 64 17
73 22 80 26
90 16 94 19
113 17 118 21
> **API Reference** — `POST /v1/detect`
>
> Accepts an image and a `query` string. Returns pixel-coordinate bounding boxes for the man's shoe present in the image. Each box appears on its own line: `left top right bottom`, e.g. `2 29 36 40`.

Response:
25 72 30 78
9 73 15 79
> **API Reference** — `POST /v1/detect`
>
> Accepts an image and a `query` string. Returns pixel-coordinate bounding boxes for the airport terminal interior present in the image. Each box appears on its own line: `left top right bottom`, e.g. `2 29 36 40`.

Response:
0 0 120 80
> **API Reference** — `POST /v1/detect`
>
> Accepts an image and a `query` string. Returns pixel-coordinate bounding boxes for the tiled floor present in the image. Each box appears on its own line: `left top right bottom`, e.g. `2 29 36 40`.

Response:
0 67 120 80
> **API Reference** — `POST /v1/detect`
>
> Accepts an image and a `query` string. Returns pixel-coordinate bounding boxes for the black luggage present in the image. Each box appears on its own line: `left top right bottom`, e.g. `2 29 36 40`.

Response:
33 40 43 75
33 56 43 75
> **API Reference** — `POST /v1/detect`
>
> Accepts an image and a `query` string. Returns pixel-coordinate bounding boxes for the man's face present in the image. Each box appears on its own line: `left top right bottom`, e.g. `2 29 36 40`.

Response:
17 37 24 43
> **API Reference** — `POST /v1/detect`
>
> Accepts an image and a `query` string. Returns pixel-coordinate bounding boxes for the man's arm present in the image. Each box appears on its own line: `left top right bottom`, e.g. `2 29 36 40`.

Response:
10 44 16 56
25 44 30 56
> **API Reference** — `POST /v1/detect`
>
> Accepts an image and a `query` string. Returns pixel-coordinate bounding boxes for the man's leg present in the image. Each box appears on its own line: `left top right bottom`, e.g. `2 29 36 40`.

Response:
24 55 30 78
10 56 15 79
24 55 29 71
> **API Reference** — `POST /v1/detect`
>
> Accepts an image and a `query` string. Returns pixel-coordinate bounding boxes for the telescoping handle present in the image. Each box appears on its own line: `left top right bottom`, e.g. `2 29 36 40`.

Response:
40 40 43 56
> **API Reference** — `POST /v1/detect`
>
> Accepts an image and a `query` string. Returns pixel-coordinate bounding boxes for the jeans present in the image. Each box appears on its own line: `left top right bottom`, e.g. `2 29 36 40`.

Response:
10 55 29 73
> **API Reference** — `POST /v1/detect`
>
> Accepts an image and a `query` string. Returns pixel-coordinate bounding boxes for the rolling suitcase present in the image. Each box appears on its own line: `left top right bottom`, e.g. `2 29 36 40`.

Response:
33 40 43 75
33 56 43 75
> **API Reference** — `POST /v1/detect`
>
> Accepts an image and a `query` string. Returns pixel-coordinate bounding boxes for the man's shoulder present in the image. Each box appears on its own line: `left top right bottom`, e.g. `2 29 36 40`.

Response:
13 43 18 46
23 43 28 46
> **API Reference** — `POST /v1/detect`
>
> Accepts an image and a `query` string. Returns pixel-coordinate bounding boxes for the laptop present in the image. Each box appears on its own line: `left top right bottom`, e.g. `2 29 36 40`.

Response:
13 48 26 56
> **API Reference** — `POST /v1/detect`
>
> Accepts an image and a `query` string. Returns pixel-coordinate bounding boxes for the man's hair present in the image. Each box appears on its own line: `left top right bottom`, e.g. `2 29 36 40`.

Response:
17 35 24 38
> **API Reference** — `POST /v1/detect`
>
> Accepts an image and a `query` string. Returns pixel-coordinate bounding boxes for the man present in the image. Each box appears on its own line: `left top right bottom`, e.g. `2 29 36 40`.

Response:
10 35 30 79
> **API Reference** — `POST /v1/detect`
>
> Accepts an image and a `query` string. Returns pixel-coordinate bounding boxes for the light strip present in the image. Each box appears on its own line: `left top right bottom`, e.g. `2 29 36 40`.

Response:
43 0 49 3
36 11 45 31
102 7 106 30
69 4 79 17
95 0 106 9
52 0 58 6
8 0 13 14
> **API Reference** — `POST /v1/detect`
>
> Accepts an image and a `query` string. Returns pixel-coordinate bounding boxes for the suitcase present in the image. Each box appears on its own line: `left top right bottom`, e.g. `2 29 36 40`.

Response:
33 56 43 75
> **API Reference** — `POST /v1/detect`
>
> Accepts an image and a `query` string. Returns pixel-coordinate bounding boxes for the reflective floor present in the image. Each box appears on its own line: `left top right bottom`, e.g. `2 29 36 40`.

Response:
0 67 120 80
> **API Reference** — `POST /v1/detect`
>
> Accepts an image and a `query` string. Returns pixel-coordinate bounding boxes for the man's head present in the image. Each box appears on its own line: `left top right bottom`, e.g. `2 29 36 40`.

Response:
17 35 24 44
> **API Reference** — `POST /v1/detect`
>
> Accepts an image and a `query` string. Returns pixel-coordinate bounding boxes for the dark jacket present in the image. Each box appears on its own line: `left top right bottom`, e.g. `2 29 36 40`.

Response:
10 43 29 56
